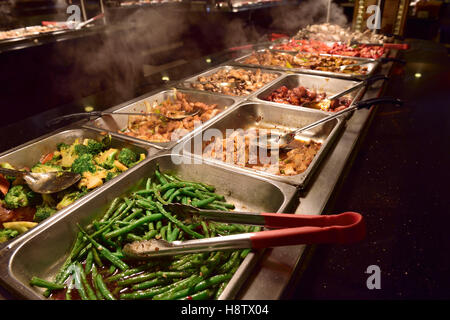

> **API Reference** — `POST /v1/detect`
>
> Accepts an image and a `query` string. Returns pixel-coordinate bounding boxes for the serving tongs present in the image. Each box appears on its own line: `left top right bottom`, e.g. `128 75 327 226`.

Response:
258 96 403 151
46 108 200 127
122 203 366 259
349 40 410 50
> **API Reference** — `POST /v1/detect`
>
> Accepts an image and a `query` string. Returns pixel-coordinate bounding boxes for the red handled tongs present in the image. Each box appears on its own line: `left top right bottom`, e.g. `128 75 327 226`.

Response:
122 203 366 259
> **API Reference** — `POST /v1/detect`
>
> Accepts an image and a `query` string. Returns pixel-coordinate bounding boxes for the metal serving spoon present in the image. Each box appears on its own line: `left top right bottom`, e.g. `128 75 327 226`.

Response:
46 109 201 127
122 203 365 258
302 74 388 111
0 168 81 194
258 97 403 151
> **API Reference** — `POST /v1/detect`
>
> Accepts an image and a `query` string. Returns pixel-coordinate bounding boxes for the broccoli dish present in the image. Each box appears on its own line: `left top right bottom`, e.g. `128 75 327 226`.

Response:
0 136 146 243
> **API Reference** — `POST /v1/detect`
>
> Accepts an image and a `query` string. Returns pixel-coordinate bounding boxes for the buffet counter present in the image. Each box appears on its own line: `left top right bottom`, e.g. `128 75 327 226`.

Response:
0 34 403 300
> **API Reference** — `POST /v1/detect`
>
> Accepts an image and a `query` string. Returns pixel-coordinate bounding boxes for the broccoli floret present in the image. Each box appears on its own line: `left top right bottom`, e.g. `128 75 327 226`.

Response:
101 135 112 149
94 148 119 169
130 153 146 167
71 154 96 175
74 144 89 156
117 148 138 167
31 163 63 173
56 142 70 151
56 190 88 210
34 205 57 222
0 228 19 243
0 162 17 183
59 144 78 168
4 185 40 209
105 171 120 182
86 139 105 155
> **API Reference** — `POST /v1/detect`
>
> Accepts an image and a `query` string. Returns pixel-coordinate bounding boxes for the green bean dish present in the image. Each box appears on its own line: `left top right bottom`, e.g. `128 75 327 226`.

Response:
29 167 259 300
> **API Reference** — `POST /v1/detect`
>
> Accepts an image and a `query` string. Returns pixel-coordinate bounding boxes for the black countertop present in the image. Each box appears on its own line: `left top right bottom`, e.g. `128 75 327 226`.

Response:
287 39 450 300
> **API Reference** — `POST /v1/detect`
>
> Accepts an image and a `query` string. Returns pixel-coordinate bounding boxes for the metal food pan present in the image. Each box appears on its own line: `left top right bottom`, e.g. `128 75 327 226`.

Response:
179 102 343 188
251 73 366 114
233 49 379 80
0 127 157 248
268 40 391 60
175 65 284 99
0 153 297 300
84 88 239 150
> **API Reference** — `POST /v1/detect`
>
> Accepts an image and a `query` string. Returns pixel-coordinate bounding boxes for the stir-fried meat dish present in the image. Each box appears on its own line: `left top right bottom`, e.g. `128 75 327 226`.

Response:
189 68 279 96
273 39 386 59
266 85 352 112
122 92 222 142
243 50 369 75
203 129 321 176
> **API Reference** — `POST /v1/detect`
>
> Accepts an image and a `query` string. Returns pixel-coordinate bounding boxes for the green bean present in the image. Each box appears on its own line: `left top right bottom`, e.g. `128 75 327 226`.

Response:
90 265 103 300
155 169 168 185
156 220 163 231
163 188 176 200
145 178 152 190
182 289 214 300
120 275 197 300
201 221 210 238
104 214 163 239
152 275 204 300
240 248 251 259
143 229 159 240
116 272 158 286
65 278 74 300
107 202 128 221
100 197 122 222
217 251 240 274
214 280 229 299
181 196 189 205
191 196 216 208
156 203 204 239
168 227 180 242
179 188 198 198
29 276 65 290
85 250 94 274
95 274 116 300
106 261 159 282
134 189 154 196
160 274 231 300
91 248 103 267
122 208 144 222
73 263 89 300
132 277 169 291
78 225 129 271
126 233 143 242
167 189 181 203
76 262 97 300
212 201 235 209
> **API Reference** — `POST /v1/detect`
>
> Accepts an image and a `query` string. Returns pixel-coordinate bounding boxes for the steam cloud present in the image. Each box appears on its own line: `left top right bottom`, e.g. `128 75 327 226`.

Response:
269 0 349 33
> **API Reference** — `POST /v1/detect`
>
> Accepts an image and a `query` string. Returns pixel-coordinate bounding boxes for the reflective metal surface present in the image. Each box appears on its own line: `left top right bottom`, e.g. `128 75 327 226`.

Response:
233 49 380 80
180 101 343 187
0 126 156 247
0 153 296 300
84 88 239 150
